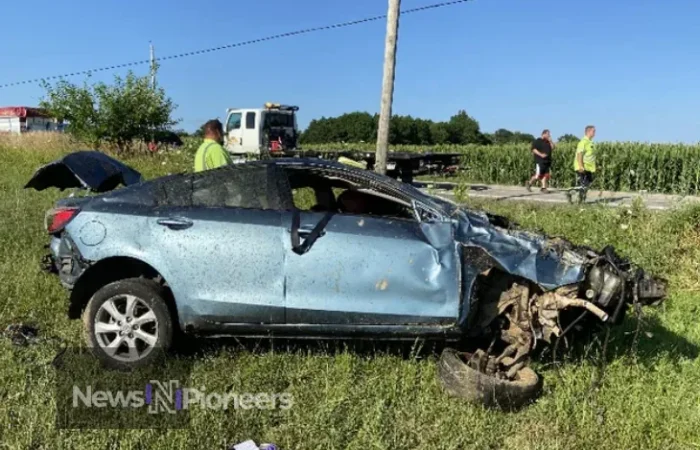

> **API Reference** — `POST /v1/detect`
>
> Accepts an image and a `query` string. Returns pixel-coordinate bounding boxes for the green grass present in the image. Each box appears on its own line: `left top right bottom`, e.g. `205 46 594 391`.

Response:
1 145 700 449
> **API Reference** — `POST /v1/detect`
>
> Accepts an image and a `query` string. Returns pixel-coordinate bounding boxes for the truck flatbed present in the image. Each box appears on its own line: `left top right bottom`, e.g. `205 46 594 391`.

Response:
269 149 462 183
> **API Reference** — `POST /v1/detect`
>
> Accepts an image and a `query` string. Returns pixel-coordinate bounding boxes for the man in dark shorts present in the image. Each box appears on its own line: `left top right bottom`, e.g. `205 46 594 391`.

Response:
526 129 555 192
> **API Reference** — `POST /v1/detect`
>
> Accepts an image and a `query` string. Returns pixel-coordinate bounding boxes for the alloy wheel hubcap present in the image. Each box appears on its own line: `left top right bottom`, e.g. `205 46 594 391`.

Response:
94 294 159 362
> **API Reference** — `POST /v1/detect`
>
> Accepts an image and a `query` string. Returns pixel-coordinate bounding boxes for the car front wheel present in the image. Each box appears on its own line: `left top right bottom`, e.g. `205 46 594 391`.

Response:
83 278 174 369
438 348 542 410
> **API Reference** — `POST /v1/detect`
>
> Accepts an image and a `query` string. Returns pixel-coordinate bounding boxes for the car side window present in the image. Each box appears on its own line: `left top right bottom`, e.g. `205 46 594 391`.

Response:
281 167 416 221
226 112 242 131
245 112 256 129
189 166 279 210
335 188 416 221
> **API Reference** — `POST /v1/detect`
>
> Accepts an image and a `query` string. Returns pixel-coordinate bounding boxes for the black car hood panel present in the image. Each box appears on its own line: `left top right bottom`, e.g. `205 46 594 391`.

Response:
24 151 143 192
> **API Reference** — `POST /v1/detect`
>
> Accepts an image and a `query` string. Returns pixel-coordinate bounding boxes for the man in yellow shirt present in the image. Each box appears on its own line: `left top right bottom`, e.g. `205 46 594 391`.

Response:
567 125 596 203
574 125 596 181
194 119 232 172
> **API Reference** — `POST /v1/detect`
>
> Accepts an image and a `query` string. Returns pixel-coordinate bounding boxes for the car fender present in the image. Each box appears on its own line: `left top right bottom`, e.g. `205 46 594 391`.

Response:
63 213 191 326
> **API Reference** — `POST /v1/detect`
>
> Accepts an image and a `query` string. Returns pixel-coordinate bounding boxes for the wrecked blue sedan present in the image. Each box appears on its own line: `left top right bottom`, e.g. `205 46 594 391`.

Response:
28 152 665 404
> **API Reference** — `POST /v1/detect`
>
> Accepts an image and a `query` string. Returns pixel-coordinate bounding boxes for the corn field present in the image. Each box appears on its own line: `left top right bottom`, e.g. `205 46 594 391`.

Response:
6 133 700 195
304 142 700 195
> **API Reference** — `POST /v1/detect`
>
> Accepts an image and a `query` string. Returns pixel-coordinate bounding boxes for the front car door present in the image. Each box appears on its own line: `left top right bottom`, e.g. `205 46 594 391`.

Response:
147 165 286 329
280 167 460 327
224 111 243 154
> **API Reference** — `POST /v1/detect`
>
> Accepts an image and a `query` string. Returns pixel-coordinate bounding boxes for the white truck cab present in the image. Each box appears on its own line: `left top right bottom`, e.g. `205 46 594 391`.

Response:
223 103 299 156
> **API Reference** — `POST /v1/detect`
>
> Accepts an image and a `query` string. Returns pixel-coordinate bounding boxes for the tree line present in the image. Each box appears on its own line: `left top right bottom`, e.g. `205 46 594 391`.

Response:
39 69 579 152
300 111 579 146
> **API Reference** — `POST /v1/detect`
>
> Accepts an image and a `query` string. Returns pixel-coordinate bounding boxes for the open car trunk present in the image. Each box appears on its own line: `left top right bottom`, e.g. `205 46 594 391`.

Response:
24 151 144 193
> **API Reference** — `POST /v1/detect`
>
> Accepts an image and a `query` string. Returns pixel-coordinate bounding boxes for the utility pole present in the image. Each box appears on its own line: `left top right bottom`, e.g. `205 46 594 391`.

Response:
149 42 156 89
149 42 157 151
375 0 401 175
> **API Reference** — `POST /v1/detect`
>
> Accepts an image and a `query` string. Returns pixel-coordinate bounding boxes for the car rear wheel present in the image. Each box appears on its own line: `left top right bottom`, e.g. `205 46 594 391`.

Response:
438 348 542 410
83 278 174 370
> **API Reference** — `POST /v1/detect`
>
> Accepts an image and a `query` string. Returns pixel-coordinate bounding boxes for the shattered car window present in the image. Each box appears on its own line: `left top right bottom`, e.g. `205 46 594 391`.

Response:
153 165 286 210
282 166 415 220
291 187 317 211
191 166 273 209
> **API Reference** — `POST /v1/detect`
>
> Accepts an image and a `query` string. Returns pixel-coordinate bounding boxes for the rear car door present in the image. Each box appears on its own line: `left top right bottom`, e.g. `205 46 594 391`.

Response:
148 165 286 326
241 111 260 153
280 171 460 326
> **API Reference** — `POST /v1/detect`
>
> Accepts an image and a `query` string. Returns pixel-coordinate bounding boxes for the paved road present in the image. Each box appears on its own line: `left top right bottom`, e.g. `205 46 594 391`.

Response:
415 182 700 211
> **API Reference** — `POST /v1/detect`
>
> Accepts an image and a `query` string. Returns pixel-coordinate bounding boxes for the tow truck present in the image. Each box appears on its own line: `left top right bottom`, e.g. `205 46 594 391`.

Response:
223 102 462 183
223 102 300 158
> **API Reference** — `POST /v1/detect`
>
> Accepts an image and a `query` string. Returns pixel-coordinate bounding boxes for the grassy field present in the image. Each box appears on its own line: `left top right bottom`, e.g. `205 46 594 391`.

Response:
1 140 700 449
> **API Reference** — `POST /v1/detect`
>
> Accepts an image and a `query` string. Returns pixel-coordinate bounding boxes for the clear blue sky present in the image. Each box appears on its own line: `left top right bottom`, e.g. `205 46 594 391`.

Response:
1 0 698 143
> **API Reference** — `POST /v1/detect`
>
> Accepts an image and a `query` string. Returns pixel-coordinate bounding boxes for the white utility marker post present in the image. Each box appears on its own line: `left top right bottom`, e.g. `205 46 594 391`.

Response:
375 0 401 175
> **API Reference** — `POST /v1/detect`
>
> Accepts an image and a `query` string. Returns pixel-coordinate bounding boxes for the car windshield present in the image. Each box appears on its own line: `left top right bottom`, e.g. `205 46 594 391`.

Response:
383 177 456 217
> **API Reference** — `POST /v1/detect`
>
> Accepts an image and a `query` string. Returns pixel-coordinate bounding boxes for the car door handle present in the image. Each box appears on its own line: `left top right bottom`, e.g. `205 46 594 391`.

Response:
288 226 326 238
299 226 325 238
157 217 193 230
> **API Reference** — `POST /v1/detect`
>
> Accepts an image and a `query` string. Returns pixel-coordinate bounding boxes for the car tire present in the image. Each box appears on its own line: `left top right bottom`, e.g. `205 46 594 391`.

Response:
437 348 542 410
83 278 174 370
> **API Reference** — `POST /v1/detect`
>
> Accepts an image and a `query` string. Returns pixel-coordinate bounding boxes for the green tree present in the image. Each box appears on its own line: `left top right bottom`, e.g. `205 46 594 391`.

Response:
430 122 450 144
558 134 579 143
390 115 421 145
301 112 376 144
491 128 535 144
414 118 434 145
492 128 515 145
512 132 536 143
40 71 178 153
299 109 490 146
192 126 205 138
446 110 488 145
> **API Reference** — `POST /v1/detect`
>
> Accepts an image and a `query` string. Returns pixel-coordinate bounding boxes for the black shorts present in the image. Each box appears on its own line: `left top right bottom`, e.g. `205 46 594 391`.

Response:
534 161 551 179
577 171 594 188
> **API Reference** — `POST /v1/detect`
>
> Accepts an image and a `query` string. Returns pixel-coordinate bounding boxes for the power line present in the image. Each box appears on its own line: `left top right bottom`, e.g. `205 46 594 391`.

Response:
0 0 471 89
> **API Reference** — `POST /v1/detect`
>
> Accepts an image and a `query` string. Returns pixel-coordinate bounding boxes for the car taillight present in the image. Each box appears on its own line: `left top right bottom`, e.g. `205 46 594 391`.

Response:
45 207 80 234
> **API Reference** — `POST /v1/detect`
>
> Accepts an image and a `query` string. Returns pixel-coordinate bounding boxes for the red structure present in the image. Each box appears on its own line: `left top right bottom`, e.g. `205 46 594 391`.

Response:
0 106 52 118
0 106 61 133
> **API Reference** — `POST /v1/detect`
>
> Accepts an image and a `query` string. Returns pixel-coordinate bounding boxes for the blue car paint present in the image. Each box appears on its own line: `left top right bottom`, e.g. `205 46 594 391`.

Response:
281 211 460 325
451 208 587 291
147 206 287 325
38 155 595 338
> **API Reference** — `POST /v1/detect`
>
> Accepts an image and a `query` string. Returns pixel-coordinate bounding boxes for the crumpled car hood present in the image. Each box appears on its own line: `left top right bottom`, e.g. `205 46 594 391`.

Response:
452 208 589 290
24 151 143 193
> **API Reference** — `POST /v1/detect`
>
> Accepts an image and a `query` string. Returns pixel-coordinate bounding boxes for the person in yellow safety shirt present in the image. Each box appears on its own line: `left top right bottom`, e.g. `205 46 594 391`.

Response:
194 119 232 172
573 125 597 190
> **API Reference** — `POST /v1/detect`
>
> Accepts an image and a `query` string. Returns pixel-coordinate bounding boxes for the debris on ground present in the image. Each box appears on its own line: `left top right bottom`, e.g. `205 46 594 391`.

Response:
2 323 40 346
2 323 68 368
229 441 278 450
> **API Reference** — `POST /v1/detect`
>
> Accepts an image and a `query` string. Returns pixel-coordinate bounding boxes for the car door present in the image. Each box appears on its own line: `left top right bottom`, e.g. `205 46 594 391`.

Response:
241 111 260 153
281 184 460 326
224 111 243 153
148 165 286 326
